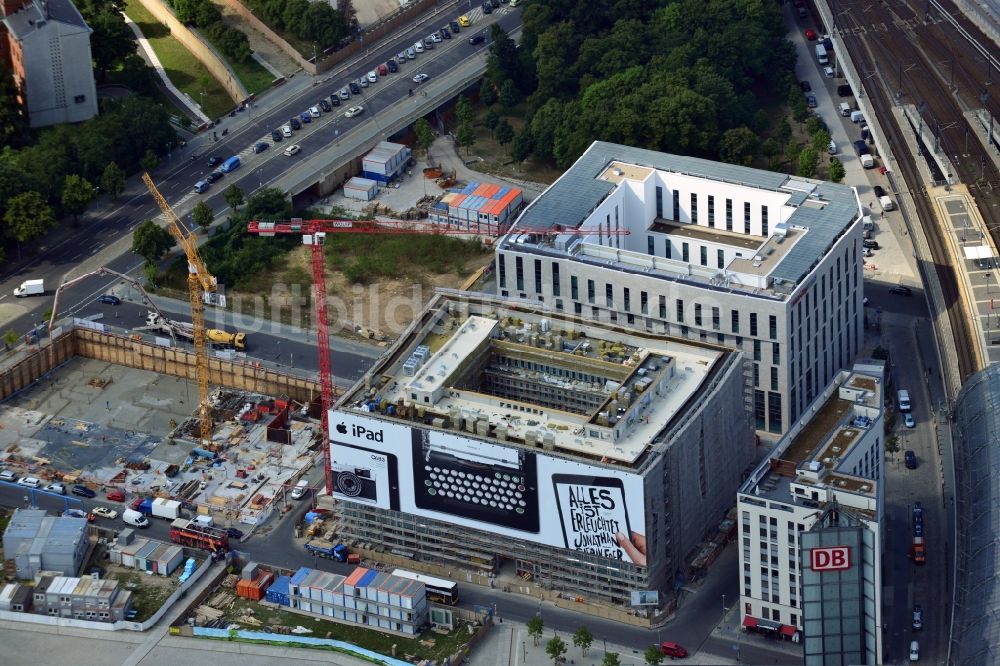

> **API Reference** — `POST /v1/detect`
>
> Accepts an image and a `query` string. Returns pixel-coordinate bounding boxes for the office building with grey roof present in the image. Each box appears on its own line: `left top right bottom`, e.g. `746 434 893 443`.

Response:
495 141 864 436
0 0 98 127
3 508 88 579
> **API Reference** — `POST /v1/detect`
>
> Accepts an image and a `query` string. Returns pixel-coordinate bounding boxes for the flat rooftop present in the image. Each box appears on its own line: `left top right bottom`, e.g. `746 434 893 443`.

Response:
742 369 883 502
502 140 860 296
340 292 728 466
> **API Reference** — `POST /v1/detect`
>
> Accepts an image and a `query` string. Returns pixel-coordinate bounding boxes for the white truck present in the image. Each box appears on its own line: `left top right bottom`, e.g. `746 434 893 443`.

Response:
136 311 195 342
151 497 181 520
13 279 44 297
815 44 828 65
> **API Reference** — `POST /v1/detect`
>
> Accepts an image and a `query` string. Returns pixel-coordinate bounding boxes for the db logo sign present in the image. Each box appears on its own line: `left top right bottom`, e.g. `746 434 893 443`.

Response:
810 546 851 571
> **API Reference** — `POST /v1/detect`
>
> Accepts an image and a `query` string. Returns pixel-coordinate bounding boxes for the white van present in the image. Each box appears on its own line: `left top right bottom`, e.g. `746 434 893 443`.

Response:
851 110 865 123
839 102 851 117
122 509 149 528
291 479 309 500
193 514 215 528
898 389 911 412
879 195 895 212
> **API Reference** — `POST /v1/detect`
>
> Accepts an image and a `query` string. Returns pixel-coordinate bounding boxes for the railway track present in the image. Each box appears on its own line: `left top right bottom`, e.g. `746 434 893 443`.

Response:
830 0 997 382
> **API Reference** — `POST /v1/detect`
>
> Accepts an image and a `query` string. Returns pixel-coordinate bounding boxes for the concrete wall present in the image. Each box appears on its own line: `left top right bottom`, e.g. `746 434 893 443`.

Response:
0 326 322 405
136 0 246 104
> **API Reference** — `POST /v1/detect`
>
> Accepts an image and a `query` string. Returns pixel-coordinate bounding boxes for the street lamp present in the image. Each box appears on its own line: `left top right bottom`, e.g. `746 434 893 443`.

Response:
722 593 727 613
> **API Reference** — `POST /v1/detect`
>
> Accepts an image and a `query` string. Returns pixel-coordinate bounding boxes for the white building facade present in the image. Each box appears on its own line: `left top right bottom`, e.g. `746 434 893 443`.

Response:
737 363 886 664
495 142 864 435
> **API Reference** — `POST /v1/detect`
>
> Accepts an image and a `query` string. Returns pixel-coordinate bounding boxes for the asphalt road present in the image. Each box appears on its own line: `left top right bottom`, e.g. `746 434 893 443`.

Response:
0 5 523 351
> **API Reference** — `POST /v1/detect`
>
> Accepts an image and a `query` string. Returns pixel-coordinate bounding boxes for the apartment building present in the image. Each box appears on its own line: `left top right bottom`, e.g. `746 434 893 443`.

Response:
330 291 754 610
0 0 98 127
737 362 886 664
495 141 864 435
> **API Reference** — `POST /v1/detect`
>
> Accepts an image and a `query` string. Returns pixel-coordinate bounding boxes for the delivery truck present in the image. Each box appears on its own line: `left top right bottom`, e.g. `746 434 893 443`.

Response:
151 497 181 520
13 279 44 297
304 539 349 562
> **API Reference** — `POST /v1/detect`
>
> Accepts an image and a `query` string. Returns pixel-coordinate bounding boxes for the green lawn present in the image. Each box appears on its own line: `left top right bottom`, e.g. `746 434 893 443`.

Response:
124 0 234 119
200 31 275 96
220 596 473 662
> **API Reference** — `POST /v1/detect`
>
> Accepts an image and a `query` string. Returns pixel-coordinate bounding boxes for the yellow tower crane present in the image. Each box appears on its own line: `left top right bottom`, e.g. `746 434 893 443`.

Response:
142 172 215 445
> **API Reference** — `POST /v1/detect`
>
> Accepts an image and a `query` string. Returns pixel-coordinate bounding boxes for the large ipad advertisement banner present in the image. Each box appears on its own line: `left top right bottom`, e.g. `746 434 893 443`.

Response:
330 411 648 565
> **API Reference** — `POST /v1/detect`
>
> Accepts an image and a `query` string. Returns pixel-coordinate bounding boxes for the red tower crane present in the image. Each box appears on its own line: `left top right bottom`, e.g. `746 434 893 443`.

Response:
246 218 629 494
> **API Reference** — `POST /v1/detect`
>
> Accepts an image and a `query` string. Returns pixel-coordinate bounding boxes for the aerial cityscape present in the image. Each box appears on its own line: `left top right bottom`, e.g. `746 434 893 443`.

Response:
0 0 996 664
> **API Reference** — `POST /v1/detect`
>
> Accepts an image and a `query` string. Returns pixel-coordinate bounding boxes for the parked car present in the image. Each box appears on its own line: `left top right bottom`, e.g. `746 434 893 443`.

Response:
97 294 121 305
45 482 65 495
299 111 311 124
428 32 442 43
441 26 451 38
912 605 923 630
318 99 331 112
406 47 416 59
271 129 283 142
890 285 913 296
329 95 341 107
905 450 917 469
910 640 919 662
412 73 429 85
207 156 222 167
65 509 95 522
414 40 424 53
107 489 125 501
205 171 223 184
253 142 269 154
72 484 96 498
290 117 302 130
873 185 886 198
904 412 915 428
226 527 245 540
341 86 352 99
482 1 492 13
0 470 17 483
450 20 460 32
799 80 812 92
387 59 398 73
805 29 817 40
282 125 293 138
397 52 408 65
458 14 471 27
92 506 118 520
345 105 364 118
358 76 369 88
660 642 688 658
17 476 41 488
377 63 388 76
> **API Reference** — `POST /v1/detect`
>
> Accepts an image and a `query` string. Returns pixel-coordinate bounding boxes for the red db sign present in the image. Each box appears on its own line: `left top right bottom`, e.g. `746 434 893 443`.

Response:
810 546 850 571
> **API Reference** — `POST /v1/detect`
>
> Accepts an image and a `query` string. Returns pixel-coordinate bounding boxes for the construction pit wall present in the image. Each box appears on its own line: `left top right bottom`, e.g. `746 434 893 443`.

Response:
0 324 327 527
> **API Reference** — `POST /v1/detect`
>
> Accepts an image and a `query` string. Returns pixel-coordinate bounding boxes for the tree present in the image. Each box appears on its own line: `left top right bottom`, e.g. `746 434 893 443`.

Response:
719 127 758 166
545 636 567 663
61 175 95 220
602 654 621 666
131 219 175 265
797 147 819 178
829 157 845 182
776 119 792 149
5 191 55 244
572 626 593 656
811 129 831 155
223 184 244 210
139 149 160 172
457 122 476 154
527 616 544 646
3 329 17 348
414 117 435 156
455 96 474 127
495 119 515 152
480 79 497 106
644 645 663 666
192 201 214 231
101 162 126 200
486 25 521 88
0 64 28 147
484 108 502 135
511 126 533 161
498 79 520 109
88 8 136 79
761 137 780 168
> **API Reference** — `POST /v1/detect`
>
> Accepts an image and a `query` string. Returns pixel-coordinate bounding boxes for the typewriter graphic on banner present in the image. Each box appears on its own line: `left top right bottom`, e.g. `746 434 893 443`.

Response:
411 428 540 533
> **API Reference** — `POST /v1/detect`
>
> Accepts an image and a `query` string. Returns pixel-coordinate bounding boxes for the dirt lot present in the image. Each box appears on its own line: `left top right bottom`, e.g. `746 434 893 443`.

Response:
210 0 300 76
98 558 182 621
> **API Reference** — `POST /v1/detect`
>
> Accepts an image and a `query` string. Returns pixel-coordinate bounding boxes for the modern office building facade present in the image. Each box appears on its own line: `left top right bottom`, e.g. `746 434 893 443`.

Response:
495 141 864 436
737 362 886 664
330 291 754 610
0 0 98 127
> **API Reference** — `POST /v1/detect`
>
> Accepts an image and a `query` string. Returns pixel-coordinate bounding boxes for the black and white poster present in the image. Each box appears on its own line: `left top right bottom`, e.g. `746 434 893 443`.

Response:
330 411 647 565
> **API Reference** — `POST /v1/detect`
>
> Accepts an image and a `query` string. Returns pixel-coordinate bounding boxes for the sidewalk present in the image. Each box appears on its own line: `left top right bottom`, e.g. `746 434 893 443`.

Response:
709 605 804 661
468 620 738 666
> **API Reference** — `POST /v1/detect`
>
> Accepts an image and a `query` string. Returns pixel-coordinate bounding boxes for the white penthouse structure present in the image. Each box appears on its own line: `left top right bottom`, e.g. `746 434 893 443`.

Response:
330 291 754 609
737 361 886 664
495 141 864 435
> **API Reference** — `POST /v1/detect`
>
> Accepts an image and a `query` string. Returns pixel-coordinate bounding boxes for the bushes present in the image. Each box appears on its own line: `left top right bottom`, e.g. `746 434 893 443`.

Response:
169 0 252 63
250 0 349 51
